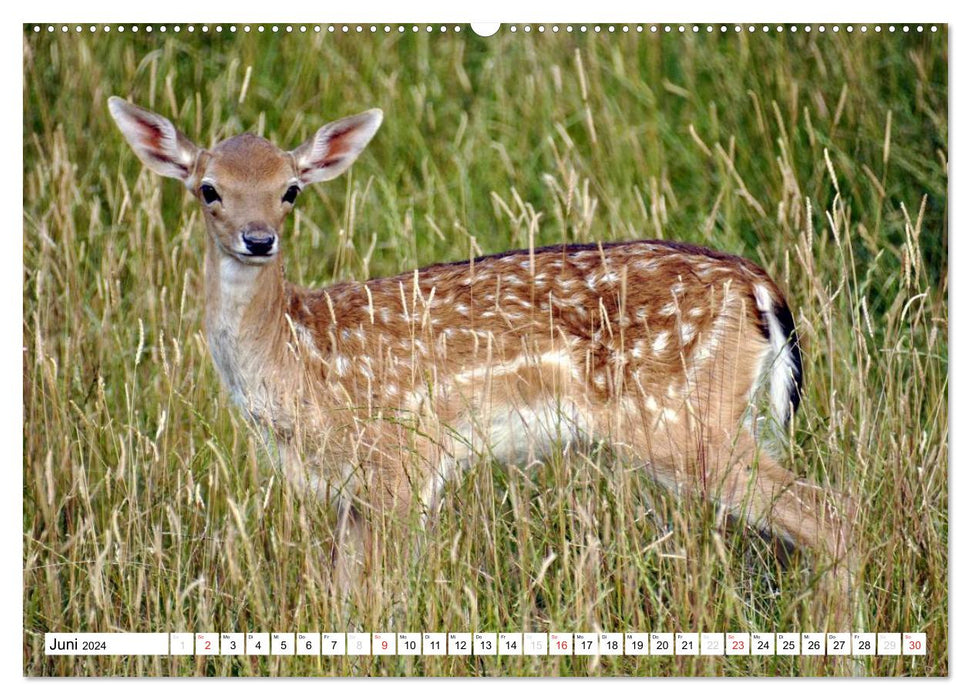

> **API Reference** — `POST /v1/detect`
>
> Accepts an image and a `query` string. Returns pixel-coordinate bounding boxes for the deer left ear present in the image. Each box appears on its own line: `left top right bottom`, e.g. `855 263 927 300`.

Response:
290 108 383 185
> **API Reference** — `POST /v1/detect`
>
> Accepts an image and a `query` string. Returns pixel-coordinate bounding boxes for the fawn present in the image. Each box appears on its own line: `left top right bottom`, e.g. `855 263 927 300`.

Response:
108 97 855 625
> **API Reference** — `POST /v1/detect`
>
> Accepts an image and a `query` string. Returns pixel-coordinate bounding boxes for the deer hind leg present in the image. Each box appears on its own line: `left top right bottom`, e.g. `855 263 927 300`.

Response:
605 401 856 628
703 431 856 628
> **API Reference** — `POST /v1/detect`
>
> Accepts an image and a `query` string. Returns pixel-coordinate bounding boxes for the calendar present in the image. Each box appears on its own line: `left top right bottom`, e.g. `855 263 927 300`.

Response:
43 631 928 657
22 13 949 680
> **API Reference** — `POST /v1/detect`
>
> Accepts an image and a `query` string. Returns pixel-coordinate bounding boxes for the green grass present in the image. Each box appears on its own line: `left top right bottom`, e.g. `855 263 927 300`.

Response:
23 25 947 676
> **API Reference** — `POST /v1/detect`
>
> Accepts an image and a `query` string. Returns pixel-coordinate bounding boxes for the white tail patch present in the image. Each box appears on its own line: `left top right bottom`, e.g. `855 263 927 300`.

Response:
753 284 800 428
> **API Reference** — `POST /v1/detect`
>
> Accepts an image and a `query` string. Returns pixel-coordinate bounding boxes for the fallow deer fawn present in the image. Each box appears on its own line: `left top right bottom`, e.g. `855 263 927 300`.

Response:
109 97 855 625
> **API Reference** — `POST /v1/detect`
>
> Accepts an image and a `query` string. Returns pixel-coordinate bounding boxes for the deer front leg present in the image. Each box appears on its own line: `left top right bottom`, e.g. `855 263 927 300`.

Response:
332 498 370 593
329 447 435 624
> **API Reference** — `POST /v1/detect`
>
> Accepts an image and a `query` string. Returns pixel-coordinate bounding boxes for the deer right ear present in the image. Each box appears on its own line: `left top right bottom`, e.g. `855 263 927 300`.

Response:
108 97 201 185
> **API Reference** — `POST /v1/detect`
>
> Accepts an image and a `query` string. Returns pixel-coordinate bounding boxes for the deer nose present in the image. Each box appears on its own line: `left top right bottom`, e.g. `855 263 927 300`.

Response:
242 229 276 256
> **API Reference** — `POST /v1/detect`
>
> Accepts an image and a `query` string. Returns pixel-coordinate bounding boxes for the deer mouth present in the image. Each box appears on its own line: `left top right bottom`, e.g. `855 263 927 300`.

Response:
236 249 278 265
240 249 276 259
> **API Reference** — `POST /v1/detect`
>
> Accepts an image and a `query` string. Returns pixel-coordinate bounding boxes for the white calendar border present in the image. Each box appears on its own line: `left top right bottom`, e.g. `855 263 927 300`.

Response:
8 0 961 694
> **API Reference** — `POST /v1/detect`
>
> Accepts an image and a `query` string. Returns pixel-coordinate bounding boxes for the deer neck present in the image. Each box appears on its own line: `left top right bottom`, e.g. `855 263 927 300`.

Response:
203 233 291 421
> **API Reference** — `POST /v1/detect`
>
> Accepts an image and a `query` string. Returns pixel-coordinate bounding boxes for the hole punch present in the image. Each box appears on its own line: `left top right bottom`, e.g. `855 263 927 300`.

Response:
470 23 501 37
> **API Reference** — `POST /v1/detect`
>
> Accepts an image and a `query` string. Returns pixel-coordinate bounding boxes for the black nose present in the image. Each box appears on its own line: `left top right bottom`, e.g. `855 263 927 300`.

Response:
242 230 276 256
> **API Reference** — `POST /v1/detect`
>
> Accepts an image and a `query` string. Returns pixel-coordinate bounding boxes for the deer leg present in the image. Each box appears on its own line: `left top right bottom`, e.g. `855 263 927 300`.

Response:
331 499 372 598
330 448 434 621
703 433 856 629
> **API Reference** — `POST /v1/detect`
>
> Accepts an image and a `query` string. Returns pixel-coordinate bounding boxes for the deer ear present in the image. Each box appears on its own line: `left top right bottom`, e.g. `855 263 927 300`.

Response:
108 97 201 185
290 109 383 185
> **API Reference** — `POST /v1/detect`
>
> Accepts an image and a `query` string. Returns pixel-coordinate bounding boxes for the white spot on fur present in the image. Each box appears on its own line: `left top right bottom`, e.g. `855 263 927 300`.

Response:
653 331 670 355
660 408 680 424
358 359 374 380
691 304 732 365
691 331 719 364
334 355 350 377
679 323 696 345
293 323 324 363
502 293 530 307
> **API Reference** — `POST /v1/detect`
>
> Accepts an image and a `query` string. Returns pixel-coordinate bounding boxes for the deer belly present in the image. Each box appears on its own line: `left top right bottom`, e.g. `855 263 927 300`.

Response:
429 349 585 464
447 399 585 465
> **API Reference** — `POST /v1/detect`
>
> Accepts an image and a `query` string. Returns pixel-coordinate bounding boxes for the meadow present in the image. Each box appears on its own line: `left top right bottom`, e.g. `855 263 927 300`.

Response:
23 24 947 676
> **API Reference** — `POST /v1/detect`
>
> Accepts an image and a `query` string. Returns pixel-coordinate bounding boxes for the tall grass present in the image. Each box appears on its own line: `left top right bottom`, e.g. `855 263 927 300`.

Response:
23 25 947 676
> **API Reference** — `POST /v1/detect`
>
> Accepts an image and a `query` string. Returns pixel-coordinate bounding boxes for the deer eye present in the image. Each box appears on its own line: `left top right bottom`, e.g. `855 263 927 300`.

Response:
200 184 221 205
282 185 300 205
